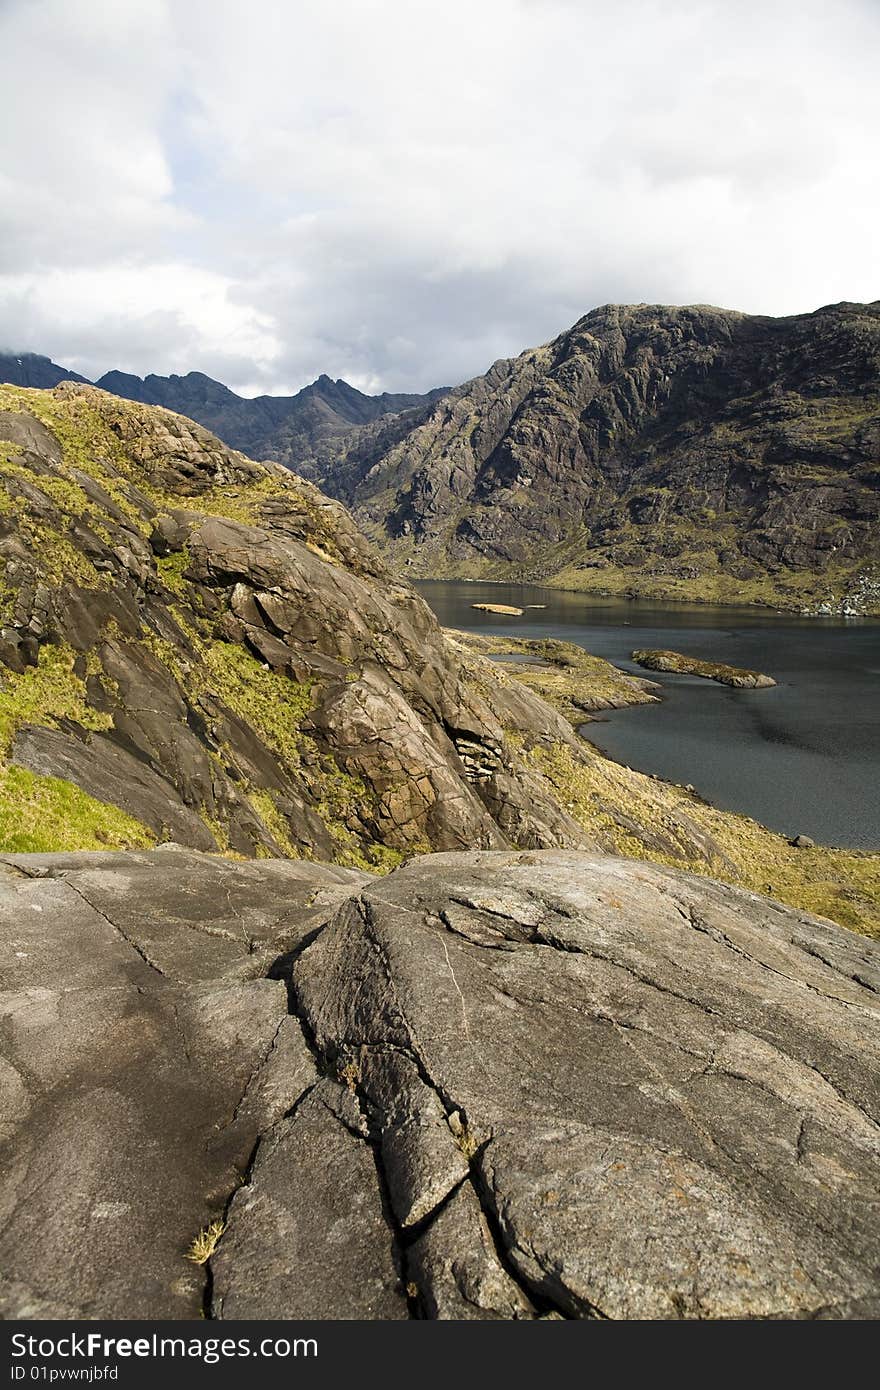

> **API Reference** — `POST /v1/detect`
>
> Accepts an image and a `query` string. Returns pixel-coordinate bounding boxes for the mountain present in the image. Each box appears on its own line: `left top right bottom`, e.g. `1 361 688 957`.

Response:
94 367 447 476
0 350 90 389
0 352 446 477
255 374 448 479
327 301 880 614
1 380 879 1319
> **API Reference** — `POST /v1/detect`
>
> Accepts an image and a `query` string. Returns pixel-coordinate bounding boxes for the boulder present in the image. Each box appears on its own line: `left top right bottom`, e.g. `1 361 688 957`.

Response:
294 850 880 1320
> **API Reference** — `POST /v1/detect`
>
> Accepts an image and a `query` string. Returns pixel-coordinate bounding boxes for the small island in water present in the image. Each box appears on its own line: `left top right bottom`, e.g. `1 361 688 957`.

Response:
632 648 777 689
471 601 524 615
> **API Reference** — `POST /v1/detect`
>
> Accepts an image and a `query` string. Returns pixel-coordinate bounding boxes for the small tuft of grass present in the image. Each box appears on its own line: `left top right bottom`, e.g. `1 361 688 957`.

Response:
185 1220 225 1265
339 1060 361 1093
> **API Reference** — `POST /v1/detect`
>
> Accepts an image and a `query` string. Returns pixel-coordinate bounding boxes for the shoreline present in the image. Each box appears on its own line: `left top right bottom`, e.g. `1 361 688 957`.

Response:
446 621 880 859
411 572 880 620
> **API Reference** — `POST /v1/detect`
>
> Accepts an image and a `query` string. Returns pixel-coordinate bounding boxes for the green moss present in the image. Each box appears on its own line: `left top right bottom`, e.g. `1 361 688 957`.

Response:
156 547 191 596
307 756 403 871
0 647 155 851
247 789 300 858
0 386 144 526
1 457 91 516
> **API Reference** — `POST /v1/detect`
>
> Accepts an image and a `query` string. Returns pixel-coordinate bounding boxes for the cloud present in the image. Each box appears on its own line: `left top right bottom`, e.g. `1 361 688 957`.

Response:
0 0 877 394
0 264 281 384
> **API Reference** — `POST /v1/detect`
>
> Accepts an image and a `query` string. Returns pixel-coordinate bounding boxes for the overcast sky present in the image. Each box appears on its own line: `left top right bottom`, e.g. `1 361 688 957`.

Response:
0 0 877 397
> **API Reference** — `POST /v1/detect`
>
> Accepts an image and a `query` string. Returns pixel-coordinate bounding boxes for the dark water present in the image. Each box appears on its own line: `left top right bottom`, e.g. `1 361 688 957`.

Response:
415 580 880 851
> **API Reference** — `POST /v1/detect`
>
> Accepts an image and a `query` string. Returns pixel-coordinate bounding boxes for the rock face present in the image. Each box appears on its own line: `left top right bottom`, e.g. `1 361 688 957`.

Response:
0 382 598 864
326 301 880 614
2 847 878 1320
631 649 777 688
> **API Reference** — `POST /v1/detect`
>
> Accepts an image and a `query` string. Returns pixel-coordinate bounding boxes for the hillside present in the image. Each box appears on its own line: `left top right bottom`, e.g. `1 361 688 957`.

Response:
0 382 877 936
0 351 444 477
328 301 880 614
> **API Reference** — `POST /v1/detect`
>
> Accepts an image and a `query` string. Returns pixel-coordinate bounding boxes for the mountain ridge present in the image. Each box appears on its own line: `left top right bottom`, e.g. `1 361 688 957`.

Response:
0 350 447 478
5 297 880 613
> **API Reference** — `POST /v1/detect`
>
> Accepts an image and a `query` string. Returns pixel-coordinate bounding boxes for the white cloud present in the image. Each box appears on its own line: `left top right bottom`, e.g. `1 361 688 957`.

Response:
0 0 877 393
0 264 282 386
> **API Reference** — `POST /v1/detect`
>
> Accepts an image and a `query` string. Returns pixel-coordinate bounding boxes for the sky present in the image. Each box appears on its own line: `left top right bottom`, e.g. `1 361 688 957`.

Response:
0 0 877 397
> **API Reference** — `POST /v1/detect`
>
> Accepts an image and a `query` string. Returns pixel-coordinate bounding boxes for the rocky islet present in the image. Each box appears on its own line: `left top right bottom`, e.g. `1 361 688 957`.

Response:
631 648 777 688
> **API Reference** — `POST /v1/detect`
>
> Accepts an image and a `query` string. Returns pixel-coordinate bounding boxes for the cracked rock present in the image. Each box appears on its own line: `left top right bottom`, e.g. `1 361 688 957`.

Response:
407 1180 536 1319
211 1080 407 1320
357 1048 470 1227
294 849 880 1320
2 846 879 1320
0 850 367 1319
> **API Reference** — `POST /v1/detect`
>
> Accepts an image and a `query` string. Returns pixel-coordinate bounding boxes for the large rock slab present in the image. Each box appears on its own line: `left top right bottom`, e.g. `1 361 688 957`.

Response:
0 849 367 1319
294 850 880 1320
2 846 878 1320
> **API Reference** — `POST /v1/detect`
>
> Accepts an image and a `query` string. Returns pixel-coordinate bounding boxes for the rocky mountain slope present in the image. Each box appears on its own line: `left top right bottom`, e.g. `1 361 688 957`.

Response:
0 382 877 937
1 385 879 1322
0 351 444 477
0 381 599 869
329 301 880 614
2 846 878 1319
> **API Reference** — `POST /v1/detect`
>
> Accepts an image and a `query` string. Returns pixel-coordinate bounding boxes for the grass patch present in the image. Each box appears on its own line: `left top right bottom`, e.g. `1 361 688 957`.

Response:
0 646 155 852
156 547 192 596
0 764 155 853
185 1220 225 1265
198 641 314 768
0 644 112 751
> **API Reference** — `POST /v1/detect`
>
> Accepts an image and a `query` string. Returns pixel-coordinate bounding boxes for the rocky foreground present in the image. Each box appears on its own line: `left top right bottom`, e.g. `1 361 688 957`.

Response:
1 846 878 1320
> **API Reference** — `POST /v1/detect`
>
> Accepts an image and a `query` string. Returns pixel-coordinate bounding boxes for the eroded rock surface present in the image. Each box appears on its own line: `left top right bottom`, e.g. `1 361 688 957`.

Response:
293 851 880 1320
0 848 369 1318
3 847 876 1320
